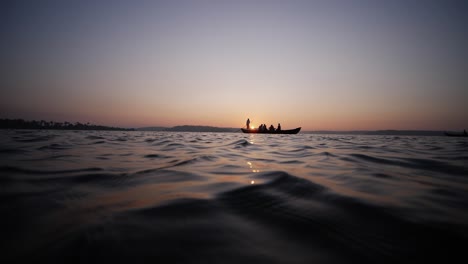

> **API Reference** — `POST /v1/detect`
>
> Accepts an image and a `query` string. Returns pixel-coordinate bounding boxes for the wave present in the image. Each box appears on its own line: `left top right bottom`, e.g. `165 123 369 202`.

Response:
150 139 173 146
38 143 72 150
143 153 169 159
229 139 251 148
133 169 206 184
347 153 468 175
167 155 218 168
14 134 57 143
85 135 105 140
216 171 466 263
89 140 106 145
0 166 104 175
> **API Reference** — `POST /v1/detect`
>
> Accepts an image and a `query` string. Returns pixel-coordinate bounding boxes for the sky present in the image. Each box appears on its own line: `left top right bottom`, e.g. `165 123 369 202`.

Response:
1 0 467 130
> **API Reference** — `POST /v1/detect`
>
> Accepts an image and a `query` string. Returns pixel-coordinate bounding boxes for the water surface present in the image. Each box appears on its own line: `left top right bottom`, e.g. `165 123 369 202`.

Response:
1 130 467 263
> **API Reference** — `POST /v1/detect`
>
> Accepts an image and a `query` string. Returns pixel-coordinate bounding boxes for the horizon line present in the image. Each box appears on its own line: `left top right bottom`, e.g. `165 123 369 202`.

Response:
1 118 463 132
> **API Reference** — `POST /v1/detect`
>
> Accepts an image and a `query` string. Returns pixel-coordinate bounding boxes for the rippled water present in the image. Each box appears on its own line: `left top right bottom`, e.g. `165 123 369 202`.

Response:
1 130 467 263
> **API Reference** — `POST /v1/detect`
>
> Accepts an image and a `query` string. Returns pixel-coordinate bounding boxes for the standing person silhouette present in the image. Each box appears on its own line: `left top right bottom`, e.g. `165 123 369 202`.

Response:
246 118 250 129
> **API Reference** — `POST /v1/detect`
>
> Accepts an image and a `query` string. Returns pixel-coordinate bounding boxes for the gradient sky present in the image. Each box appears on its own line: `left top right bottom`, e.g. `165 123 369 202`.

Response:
1 0 467 130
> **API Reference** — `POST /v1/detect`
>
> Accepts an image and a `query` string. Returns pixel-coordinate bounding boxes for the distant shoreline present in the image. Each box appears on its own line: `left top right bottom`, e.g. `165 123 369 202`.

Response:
0 118 452 136
0 118 134 131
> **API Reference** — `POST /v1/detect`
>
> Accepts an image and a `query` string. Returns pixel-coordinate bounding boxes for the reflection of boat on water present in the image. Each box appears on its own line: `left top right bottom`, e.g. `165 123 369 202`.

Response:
241 127 301 134
444 131 467 137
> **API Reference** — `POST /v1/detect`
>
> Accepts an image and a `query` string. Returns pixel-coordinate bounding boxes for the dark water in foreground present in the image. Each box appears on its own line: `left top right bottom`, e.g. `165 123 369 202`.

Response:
1 130 468 263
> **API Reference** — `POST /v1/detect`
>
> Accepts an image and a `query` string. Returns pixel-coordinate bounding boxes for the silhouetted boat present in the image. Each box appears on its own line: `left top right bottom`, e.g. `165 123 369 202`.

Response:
241 127 301 134
444 131 467 137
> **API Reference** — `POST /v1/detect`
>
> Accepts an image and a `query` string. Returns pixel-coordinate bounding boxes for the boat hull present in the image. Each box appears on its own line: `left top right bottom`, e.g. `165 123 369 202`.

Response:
241 127 301 134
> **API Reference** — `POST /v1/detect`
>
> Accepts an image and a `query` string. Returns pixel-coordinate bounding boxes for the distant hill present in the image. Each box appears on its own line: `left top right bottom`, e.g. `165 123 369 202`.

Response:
137 125 240 133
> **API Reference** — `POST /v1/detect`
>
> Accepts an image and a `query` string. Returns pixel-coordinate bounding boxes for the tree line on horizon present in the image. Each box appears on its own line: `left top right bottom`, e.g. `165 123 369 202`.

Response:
0 118 134 131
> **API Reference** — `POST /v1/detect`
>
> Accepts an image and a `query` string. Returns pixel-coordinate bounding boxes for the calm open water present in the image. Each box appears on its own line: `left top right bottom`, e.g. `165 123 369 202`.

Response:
1 130 468 263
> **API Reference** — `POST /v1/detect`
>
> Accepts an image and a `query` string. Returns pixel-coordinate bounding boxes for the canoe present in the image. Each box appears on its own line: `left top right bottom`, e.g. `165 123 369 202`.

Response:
444 131 467 137
241 127 301 134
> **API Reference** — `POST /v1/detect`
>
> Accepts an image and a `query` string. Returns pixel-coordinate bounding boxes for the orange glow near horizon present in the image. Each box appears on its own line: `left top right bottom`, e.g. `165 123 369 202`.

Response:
4 107 465 131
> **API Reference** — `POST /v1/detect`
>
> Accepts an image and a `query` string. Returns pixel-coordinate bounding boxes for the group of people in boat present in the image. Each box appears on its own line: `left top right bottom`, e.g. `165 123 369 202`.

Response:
246 118 281 132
